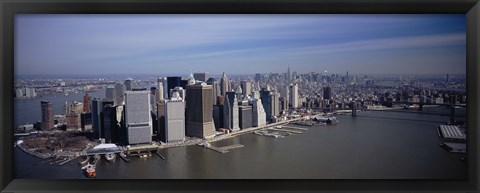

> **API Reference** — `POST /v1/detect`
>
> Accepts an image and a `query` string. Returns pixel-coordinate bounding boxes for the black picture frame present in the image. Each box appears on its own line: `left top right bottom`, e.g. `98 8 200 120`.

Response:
1 0 479 192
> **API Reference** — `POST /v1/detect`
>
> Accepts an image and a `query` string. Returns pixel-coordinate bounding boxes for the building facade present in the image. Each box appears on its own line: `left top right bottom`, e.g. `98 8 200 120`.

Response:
224 92 240 131
125 89 152 144
185 83 216 139
41 101 54 130
163 92 186 143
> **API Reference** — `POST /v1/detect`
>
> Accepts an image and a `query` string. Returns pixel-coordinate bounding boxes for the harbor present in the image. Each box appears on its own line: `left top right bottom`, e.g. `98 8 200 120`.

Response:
14 111 467 179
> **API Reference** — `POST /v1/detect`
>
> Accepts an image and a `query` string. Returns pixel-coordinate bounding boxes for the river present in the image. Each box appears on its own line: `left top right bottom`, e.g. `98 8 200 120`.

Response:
14 105 467 179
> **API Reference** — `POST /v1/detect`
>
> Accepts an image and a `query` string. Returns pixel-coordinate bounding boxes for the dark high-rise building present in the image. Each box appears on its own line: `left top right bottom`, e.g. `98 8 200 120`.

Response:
125 90 152 144
80 112 92 131
167 76 182 98
180 80 188 89
83 93 91 113
185 83 216 139
41 101 54 130
124 78 136 91
255 73 262 82
193 72 209 82
91 98 103 139
100 101 114 141
260 88 272 122
102 103 116 143
213 105 223 130
323 86 333 100
238 105 252 129
157 101 166 142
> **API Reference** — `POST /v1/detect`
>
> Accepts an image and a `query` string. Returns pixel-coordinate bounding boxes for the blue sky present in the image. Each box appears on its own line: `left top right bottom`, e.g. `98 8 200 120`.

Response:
15 14 466 76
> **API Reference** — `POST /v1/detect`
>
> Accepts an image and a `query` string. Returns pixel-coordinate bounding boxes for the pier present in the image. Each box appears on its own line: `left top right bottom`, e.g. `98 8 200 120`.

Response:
267 128 303 134
58 156 79 166
281 125 309 131
199 142 244 154
155 151 165 160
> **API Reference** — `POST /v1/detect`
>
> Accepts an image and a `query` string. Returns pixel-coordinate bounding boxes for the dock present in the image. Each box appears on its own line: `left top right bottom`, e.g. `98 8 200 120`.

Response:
155 151 165 160
282 126 309 131
219 144 244 151
58 156 79 166
267 128 303 134
199 142 244 154
118 153 131 162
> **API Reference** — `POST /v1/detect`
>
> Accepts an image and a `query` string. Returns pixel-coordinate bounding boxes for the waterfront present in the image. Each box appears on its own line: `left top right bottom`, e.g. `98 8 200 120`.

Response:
15 110 466 179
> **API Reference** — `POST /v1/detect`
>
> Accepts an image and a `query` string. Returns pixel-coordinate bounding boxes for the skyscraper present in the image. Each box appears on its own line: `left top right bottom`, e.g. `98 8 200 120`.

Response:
280 84 289 108
238 105 252 129
124 78 136 91
290 83 299 108
271 91 280 118
240 80 251 99
235 85 243 101
125 89 152 144
220 72 229 96
157 77 165 102
193 72 209 82
185 83 216 139
106 85 116 102
287 65 291 84
250 98 266 127
91 98 104 139
163 91 185 143
101 101 115 142
115 83 126 106
41 101 54 130
224 92 240 132
323 86 333 100
260 88 272 122
82 93 91 112
206 77 220 105
255 73 262 82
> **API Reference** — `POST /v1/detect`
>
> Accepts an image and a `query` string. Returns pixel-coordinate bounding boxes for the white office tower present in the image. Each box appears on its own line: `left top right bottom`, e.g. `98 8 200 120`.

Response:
240 80 251 99
220 72 229 96
223 93 240 132
125 90 152 145
164 91 185 143
280 84 289 107
157 77 165 102
251 98 266 127
289 83 299 108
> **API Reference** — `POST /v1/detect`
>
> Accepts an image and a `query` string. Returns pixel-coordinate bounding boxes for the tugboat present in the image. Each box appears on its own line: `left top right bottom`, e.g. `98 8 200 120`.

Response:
82 163 96 178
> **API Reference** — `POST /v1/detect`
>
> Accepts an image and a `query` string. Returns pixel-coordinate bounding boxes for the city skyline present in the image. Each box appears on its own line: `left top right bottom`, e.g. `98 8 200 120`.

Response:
15 14 466 76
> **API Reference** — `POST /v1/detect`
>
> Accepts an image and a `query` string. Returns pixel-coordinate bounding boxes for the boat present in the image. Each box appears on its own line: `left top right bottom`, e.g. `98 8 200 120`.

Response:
82 163 96 178
314 115 339 125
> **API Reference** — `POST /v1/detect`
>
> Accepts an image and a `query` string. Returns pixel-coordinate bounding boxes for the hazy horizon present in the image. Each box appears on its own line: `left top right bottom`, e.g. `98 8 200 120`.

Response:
15 14 466 76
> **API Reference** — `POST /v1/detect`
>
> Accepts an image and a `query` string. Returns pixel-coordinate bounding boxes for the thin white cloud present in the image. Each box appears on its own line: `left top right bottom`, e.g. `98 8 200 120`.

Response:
282 33 465 57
